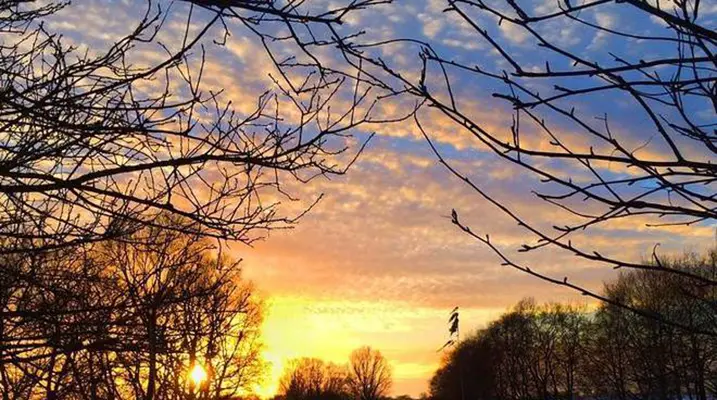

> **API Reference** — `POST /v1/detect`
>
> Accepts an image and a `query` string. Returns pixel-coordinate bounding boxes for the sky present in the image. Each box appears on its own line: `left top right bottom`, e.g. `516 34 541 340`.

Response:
44 0 715 396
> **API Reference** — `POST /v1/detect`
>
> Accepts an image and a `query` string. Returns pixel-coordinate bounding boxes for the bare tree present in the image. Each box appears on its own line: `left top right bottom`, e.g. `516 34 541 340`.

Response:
0 218 266 399
0 0 395 255
278 357 350 400
431 292 715 400
335 0 716 331
588 250 717 400
347 346 392 400
431 251 717 400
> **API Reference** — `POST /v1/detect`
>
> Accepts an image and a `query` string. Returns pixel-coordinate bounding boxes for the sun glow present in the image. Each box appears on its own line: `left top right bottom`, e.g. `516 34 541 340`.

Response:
190 363 207 386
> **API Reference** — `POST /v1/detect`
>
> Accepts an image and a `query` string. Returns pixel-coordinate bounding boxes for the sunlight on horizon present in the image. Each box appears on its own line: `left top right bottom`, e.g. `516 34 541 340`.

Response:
249 294 513 397
4 0 712 397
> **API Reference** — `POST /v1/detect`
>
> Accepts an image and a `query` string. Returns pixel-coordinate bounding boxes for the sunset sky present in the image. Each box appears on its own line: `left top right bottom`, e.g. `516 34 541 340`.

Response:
46 0 715 396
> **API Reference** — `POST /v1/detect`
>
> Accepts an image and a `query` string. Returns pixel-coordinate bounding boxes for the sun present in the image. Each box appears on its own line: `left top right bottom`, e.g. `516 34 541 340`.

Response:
190 363 207 386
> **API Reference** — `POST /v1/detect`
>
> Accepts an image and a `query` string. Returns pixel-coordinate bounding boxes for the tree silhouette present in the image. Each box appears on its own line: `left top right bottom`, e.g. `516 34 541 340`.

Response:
0 0 397 394
277 348 394 400
0 219 265 399
589 249 717 400
347 346 392 400
277 358 350 400
431 250 717 400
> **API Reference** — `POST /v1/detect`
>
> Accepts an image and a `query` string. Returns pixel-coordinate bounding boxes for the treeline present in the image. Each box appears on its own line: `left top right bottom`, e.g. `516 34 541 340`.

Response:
431 250 717 400
0 219 264 399
275 347 392 400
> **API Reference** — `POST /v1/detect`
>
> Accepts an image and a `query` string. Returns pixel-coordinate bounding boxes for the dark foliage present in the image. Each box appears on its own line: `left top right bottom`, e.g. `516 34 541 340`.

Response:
0 219 265 399
431 249 717 400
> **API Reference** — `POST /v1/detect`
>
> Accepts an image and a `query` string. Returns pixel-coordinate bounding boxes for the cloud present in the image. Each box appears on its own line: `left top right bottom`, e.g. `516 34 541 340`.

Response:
420 16 444 39
236 137 711 394
41 1 712 396
500 20 530 44
588 11 617 49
